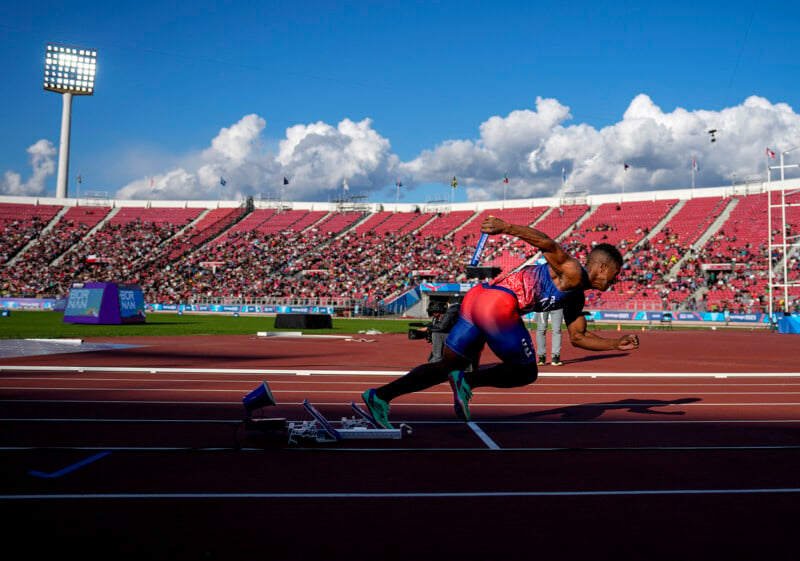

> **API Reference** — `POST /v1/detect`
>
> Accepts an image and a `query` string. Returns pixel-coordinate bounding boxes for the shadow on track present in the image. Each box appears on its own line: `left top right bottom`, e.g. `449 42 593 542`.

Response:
510 397 703 421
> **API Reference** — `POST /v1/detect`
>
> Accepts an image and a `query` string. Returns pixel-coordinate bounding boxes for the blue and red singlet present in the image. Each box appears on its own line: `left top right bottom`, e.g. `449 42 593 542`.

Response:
446 262 586 365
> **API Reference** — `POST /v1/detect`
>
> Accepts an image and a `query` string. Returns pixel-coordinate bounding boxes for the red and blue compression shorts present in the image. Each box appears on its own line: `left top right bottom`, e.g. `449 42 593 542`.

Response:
445 284 537 365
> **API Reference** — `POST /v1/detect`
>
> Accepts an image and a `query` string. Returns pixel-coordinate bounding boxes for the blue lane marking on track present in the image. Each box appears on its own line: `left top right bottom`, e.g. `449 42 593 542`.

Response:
28 451 112 479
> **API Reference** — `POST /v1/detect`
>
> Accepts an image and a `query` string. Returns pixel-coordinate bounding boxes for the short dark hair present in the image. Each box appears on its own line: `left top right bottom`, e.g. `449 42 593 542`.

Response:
587 243 623 269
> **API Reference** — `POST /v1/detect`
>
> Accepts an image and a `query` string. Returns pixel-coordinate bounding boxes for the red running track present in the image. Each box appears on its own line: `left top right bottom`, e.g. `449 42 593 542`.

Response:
1 329 799 560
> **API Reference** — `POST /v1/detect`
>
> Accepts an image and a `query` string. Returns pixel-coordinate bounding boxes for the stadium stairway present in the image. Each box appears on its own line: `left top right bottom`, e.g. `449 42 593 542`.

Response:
50 206 119 267
662 198 738 281
6 206 70 267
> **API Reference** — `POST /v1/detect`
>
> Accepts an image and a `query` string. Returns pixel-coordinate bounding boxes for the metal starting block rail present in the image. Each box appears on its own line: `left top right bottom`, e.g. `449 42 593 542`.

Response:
288 400 410 444
242 379 411 445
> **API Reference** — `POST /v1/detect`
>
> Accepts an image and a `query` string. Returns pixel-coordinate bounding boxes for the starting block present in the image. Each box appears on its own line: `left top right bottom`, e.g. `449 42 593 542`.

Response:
288 399 410 444
241 380 411 445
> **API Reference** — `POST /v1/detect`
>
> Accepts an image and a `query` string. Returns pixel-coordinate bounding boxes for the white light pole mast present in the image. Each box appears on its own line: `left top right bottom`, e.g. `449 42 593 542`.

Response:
56 92 73 199
43 43 97 199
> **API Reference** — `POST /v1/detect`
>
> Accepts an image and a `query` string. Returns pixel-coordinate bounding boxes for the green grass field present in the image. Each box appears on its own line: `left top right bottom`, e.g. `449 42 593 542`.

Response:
0 311 636 339
0 311 427 339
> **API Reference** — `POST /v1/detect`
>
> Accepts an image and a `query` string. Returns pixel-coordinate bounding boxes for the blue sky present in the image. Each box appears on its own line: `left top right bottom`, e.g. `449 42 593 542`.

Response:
2 0 800 203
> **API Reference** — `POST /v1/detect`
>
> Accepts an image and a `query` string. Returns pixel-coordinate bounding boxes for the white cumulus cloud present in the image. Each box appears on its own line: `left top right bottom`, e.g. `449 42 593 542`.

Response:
116 115 400 201
0 140 57 196
105 94 800 202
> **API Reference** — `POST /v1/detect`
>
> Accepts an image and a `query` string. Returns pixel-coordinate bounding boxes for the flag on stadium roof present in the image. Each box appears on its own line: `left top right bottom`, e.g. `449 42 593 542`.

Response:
624 163 630 170
396 178 403 187
692 157 698 171
283 176 289 185
343 178 349 191
767 147 776 159
220 176 226 186
503 172 509 184
451 176 458 188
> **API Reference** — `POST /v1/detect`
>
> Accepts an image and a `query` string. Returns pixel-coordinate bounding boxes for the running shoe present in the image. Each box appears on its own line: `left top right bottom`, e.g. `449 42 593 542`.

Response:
361 389 393 429
448 370 472 422
537 355 546 366
551 354 563 366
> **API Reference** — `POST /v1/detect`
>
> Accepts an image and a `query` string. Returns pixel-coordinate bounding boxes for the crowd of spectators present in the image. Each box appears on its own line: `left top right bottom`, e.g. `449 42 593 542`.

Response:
0 217 50 264
2 219 94 296
137 228 473 305
2 217 183 297
1 196 798 314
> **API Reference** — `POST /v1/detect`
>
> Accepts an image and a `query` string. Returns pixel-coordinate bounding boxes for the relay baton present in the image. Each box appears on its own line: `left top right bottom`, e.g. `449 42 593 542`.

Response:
470 233 489 266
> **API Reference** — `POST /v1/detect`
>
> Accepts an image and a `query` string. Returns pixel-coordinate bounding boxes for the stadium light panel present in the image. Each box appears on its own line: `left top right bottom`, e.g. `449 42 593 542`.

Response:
43 43 97 95
44 42 99 198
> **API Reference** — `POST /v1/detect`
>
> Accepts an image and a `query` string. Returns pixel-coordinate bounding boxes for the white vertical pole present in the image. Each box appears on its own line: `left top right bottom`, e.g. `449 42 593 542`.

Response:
56 92 73 199
767 157 773 319
780 151 789 313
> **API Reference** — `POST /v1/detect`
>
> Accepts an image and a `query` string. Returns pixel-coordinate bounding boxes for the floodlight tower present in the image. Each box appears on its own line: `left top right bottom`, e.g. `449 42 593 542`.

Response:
43 43 97 199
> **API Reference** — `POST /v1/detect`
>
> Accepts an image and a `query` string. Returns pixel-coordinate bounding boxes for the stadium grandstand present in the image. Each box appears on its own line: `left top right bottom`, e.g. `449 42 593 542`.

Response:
1 179 799 319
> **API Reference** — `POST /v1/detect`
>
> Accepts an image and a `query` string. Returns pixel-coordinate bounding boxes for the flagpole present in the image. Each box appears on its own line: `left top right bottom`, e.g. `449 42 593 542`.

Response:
621 163 625 205
218 176 227 201
691 155 695 196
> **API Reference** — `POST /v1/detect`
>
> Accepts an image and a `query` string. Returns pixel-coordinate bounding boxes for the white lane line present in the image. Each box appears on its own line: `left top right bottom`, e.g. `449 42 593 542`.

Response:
4 418 800 425
4 398 800 408
467 422 500 450
6 376 800 390
1 365 799 378
5 380 800 396
4 444 800 452
0 366 408 376
3 488 800 500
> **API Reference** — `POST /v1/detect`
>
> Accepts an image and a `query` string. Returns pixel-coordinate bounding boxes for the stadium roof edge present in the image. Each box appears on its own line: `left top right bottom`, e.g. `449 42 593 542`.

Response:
2 178 798 212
